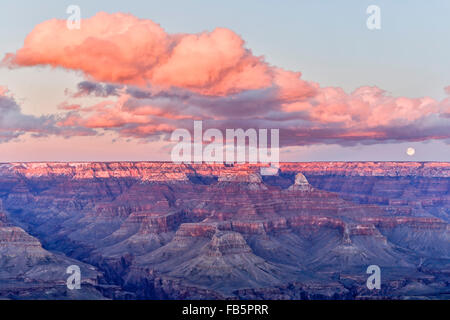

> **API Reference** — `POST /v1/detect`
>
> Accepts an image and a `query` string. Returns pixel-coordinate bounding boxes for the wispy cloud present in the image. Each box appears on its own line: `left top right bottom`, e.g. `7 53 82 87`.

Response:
0 86 95 142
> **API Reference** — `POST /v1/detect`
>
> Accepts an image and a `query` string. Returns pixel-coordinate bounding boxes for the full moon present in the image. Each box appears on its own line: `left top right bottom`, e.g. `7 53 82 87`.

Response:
406 147 415 156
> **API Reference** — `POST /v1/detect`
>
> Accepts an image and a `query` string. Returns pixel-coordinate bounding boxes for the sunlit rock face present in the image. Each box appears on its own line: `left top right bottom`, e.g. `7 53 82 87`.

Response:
287 173 312 191
0 162 449 299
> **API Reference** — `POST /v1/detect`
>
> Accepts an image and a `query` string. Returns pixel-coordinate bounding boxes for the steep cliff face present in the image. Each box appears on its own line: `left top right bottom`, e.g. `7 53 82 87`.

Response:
0 162 449 299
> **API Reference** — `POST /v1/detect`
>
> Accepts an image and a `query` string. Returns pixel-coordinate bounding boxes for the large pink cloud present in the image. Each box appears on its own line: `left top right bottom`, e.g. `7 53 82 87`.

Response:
3 12 315 98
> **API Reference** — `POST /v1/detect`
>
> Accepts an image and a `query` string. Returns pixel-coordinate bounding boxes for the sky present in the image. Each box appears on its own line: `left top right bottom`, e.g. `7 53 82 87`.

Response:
0 0 449 162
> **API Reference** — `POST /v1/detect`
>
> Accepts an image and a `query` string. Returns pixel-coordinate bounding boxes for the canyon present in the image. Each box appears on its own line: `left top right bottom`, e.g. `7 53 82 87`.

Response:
0 162 448 299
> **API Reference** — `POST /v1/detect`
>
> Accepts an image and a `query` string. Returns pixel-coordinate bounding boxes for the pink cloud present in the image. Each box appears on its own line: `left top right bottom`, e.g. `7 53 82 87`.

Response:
2 12 450 147
57 102 81 111
0 86 9 96
3 12 314 98
288 86 442 128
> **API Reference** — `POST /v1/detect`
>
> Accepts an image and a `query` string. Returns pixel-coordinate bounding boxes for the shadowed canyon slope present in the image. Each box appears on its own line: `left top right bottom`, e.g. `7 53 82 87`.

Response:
0 162 449 299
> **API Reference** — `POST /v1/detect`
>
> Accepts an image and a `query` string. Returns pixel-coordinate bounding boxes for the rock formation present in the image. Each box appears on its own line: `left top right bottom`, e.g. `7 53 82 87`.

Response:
288 173 312 191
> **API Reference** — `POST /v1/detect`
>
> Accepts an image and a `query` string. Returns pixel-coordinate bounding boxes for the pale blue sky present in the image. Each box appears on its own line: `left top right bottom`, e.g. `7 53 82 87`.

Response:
0 1 449 161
